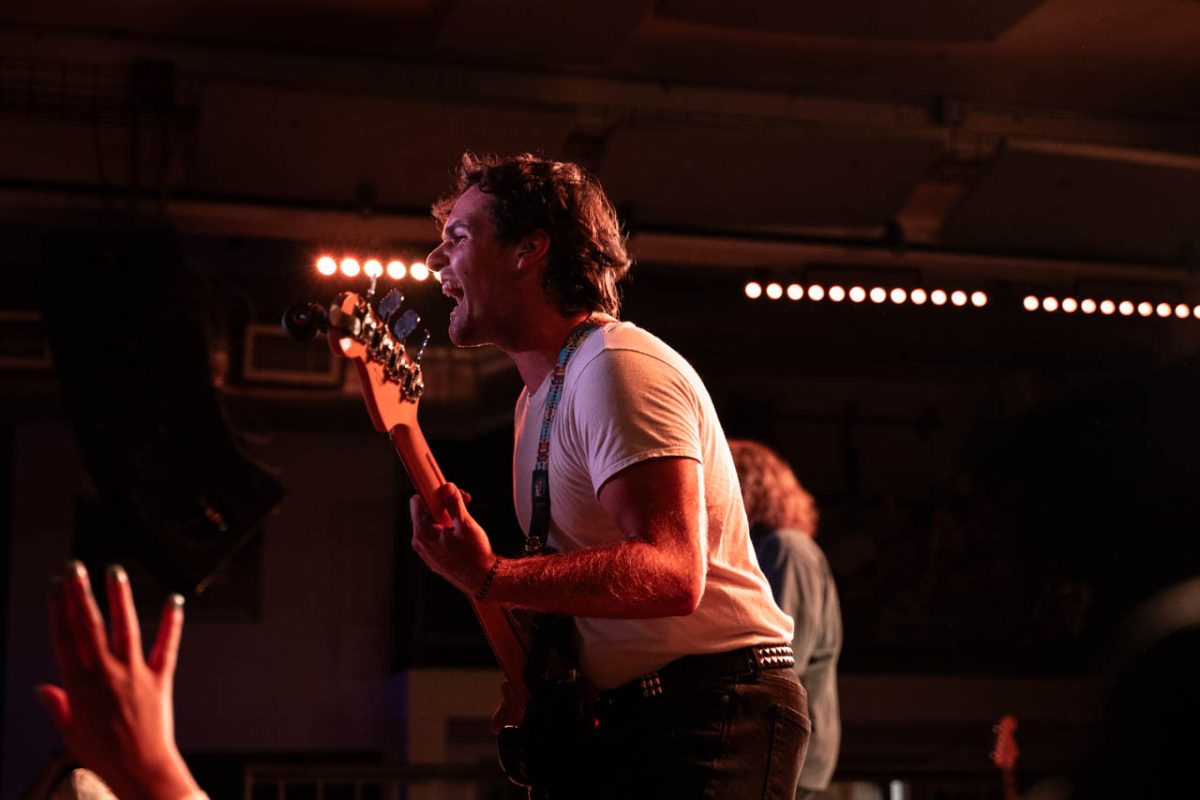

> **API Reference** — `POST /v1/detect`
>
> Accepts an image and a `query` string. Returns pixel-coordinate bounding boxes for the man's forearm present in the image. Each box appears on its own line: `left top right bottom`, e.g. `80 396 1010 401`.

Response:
484 540 703 618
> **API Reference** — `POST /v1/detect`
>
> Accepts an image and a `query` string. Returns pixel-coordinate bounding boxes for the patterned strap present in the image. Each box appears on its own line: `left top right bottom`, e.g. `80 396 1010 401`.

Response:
525 320 600 555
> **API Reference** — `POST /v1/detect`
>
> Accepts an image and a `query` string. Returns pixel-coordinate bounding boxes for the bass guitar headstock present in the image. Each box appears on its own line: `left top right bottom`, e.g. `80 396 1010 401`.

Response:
282 288 431 433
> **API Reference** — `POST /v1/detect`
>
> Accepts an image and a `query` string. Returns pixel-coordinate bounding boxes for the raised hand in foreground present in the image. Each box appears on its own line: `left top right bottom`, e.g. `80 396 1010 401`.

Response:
36 562 205 800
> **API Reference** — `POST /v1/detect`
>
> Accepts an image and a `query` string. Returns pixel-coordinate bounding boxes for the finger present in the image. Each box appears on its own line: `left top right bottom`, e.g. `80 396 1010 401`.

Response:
34 684 72 736
461 489 473 505
409 494 429 527
438 482 470 523
148 594 185 677
63 561 107 670
105 565 143 665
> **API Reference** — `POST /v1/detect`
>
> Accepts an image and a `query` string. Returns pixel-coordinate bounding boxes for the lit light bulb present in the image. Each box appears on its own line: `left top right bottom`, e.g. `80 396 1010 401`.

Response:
931 289 947 306
950 290 967 307
1156 303 1172 318
1176 303 1190 319
340 257 361 277
364 258 383 278
910 288 927 305
766 282 783 300
869 287 886 304
1101 300 1116 315
849 286 866 303
1061 297 1078 313
316 256 337 276
745 281 763 299
410 262 430 281
1137 301 1153 317
890 287 907 304
971 291 988 308
808 284 825 301
787 283 803 301
828 285 846 302
1023 295 1039 312
1042 296 1059 312
387 260 407 280
1119 300 1134 316
1081 298 1097 314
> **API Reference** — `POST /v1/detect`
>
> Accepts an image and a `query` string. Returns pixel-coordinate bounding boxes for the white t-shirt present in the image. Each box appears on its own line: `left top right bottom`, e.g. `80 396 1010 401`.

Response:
513 321 794 689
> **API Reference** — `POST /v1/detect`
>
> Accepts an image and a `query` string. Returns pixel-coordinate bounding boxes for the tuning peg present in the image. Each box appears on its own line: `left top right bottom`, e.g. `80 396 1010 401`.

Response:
413 329 431 364
281 303 329 342
377 288 404 322
390 308 420 342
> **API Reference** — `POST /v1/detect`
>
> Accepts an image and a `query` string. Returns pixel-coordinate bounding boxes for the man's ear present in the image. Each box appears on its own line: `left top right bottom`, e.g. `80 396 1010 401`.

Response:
515 230 551 274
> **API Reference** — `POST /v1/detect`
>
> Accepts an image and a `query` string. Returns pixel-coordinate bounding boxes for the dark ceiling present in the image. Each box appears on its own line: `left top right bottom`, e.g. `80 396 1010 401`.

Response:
2 0 1199 399
1 0 1197 265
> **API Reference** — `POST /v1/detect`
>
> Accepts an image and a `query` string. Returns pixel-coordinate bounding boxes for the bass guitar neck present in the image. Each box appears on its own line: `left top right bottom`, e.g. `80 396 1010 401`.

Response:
389 422 532 713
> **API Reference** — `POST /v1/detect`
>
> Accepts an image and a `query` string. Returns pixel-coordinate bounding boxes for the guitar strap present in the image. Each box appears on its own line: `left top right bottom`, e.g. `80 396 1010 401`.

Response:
496 320 602 796
521 319 599 690
525 319 600 555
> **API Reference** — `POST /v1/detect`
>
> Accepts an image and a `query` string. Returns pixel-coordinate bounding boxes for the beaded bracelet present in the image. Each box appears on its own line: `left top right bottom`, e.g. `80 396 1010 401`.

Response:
475 557 502 602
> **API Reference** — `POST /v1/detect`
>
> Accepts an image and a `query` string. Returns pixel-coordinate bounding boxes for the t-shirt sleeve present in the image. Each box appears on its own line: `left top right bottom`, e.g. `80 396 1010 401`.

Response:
569 347 704 495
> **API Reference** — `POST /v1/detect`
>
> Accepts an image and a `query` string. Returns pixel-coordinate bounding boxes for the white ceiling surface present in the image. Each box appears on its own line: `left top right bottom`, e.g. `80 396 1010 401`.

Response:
0 0 1197 273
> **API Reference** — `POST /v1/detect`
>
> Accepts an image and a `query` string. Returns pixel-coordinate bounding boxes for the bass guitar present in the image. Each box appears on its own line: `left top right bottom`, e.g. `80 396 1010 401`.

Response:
283 289 533 716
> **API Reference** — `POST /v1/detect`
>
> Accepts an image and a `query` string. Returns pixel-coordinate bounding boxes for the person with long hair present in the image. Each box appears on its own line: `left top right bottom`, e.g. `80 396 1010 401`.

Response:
731 439 842 799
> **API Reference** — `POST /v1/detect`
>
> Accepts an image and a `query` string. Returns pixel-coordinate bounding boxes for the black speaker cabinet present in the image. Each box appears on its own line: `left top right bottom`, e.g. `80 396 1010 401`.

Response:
40 223 284 595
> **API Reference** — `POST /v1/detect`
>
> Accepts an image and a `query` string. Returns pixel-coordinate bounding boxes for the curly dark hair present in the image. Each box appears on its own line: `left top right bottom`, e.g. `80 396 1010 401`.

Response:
729 439 820 537
433 152 632 317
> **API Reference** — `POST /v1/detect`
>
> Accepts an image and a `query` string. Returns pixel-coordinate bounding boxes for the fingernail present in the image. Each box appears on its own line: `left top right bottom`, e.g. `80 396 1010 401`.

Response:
106 564 128 583
64 560 86 578
168 594 185 610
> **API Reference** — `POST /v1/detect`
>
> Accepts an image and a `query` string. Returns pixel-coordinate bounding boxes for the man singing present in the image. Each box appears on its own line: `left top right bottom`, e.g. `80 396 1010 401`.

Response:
410 153 809 798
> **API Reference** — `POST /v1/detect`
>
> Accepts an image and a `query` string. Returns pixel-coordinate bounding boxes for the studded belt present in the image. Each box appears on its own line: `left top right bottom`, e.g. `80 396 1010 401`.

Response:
602 644 796 701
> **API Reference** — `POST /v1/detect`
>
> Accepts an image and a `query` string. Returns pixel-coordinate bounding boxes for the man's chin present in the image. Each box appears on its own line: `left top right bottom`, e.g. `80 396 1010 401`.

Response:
448 321 485 349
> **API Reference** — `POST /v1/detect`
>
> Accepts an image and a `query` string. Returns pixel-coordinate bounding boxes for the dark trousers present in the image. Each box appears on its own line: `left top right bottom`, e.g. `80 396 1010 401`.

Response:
533 663 809 799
